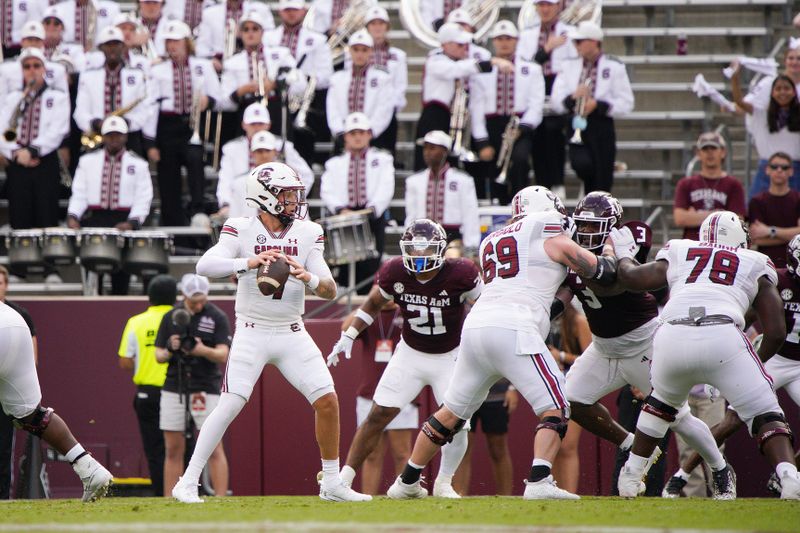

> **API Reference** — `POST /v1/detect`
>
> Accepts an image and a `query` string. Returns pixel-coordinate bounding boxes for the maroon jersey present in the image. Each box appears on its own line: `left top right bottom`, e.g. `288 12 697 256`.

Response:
777 268 800 361
376 257 481 354
748 190 800 268
356 307 403 399
674 174 746 240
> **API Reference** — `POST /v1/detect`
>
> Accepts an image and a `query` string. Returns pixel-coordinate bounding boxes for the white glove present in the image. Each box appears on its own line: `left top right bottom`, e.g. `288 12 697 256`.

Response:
609 227 638 261
326 330 356 367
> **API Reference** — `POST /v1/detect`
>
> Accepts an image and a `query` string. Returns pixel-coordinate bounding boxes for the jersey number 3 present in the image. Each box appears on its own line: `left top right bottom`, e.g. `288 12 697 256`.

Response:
482 236 520 284
685 248 739 286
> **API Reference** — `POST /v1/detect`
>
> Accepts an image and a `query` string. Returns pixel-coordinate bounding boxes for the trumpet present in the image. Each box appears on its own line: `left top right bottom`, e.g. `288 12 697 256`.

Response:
80 94 147 149
495 116 520 185
449 80 477 163
569 79 593 146
189 88 203 146
293 75 316 130
3 80 37 143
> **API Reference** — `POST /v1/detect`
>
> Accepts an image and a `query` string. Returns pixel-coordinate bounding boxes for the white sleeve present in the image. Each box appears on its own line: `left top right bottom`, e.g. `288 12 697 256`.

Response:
216 147 234 207
196 232 249 278
202 59 223 108
326 73 346 136
469 73 488 141
129 162 153 224
394 50 408 111
194 14 215 58
125 328 138 359
370 73 394 137
310 39 334 88
431 55 480 81
368 156 395 217
460 178 481 249
461 278 483 302
73 74 94 132
32 91 69 156
320 161 344 214
607 63 634 117
520 64 545 128
305 246 334 281
404 177 420 227
654 240 677 263
550 71 569 114
67 158 89 220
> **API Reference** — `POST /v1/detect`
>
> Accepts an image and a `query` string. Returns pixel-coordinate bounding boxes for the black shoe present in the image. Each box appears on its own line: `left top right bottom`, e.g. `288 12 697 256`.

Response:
767 471 782 496
711 464 736 500
661 475 688 498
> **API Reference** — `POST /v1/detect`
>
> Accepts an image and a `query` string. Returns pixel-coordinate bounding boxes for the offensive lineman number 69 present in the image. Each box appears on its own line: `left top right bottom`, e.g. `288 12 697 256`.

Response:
482 236 520 283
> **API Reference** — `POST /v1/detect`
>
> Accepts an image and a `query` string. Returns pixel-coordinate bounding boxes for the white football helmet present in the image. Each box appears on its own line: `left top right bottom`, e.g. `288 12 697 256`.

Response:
245 162 307 223
511 186 566 219
699 211 749 248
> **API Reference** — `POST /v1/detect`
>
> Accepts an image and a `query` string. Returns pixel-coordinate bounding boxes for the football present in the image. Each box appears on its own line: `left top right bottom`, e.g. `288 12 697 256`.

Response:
256 256 291 296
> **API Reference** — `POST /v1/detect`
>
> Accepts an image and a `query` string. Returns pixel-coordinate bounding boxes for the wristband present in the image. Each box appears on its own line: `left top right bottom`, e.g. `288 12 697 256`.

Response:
355 308 374 326
344 326 359 339
305 272 320 291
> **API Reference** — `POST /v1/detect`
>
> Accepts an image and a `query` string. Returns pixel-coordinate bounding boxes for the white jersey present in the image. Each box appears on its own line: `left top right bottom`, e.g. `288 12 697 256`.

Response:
656 239 778 329
465 211 571 337
200 216 331 327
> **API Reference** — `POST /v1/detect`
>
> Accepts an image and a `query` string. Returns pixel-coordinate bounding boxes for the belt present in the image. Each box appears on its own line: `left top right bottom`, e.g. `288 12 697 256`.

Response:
667 314 734 327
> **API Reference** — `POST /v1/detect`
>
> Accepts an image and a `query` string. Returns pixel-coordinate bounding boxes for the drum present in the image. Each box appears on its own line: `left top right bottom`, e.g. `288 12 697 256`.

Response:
320 211 378 266
42 228 78 266
6 230 45 274
122 231 172 276
79 229 125 272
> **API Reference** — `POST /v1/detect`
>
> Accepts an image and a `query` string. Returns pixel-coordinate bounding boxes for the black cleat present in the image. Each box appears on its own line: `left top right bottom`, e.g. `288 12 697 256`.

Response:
661 474 688 498
711 464 736 500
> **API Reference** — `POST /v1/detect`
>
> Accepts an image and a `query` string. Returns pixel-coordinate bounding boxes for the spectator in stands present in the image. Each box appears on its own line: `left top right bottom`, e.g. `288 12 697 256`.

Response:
731 69 800 198
404 130 481 254
320 112 394 293
0 21 69 95
748 151 800 268
49 0 120 51
672 131 746 240
117 274 177 497
0 48 70 230
551 21 634 194
1 0 47 59
67 116 153 295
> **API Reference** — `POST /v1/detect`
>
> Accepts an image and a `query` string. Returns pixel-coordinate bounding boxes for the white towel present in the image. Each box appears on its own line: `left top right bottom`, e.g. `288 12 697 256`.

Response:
723 56 778 79
692 74 736 112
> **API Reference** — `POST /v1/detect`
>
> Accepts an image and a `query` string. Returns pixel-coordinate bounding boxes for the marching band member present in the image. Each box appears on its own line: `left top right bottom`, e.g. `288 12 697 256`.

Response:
518 0 577 197
220 10 304 137
446 8 490 62
414 22 512 170
404 130 480 251
163 0 209 31
42 6 87 74
470 20 544 202
326 29 393 151
85 13 152 72
320 112 394 293
66 116 153 295
151 20 221 226
215 102 313 218
420 0 464 32
551 21 633 193
2 0 47 59
0 21 69 94
0 48 69 229
74 26 155 158
50 0 120 51
194 0 274 66
137 0 169 58
217 130 282 218
307 0 372 37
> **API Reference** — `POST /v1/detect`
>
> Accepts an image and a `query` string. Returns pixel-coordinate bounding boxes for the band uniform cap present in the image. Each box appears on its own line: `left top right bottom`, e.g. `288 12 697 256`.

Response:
181 273 210 298
365 6 389 23
251 131 278 151
489 20 519 39
97 26 125 45
101 116 129 135
437 22 473 45
19 47 47 65
21 21 45 40
42 6 65 24
278 0 307 10
243 103 271 124
163 20 191 40
446 8 475 28
344 112 371 133
239 10 267 29
422 130 452 149
348 29 373 48
569 21 604 42
696 131 726 149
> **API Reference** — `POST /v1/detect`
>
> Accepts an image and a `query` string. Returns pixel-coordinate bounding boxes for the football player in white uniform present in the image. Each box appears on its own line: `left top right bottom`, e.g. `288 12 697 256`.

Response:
387 186 618 500
171 162 371 503
612 211 800 499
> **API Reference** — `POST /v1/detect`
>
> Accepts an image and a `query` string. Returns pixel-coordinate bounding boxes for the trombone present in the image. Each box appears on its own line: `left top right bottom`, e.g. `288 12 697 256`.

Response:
569 79 592 146
250 51 268 106
495 116 520 185
449 80 477 163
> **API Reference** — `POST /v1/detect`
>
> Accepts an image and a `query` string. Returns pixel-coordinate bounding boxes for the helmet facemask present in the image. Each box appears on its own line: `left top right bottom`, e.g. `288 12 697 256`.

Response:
574 214 616 251
400 236 446 273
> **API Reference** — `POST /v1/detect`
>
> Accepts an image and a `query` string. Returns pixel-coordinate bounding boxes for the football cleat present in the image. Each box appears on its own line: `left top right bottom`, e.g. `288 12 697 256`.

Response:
661 475 688 498
73 455 113 503
779 471 800 500
617 465 646 498
319 480 372 502
767 471 782 496
523 475 580 500
172 477 204 504
387 476 428 499
432 479 461 499
711 464 737 500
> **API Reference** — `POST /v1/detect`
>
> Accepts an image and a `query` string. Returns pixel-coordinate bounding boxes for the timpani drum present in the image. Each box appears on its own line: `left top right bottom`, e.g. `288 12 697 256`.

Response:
122 231 172 276
79 229 125 272
42 227 78 266
320 210 378 266
6 229 45 275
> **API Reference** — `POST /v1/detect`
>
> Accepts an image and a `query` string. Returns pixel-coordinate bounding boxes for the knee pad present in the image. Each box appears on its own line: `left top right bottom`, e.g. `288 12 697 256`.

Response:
752 412 794 453
13 405 53 437
637 396 677 439
536 415 568 440
422 414 465 446
641 395 678 423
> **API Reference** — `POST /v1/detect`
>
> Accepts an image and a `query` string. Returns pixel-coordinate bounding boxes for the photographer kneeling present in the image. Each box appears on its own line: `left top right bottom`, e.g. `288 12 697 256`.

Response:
155 274 231 498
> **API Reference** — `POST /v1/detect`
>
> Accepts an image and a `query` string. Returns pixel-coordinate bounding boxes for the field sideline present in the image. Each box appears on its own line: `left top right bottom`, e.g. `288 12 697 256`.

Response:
1 496 799 532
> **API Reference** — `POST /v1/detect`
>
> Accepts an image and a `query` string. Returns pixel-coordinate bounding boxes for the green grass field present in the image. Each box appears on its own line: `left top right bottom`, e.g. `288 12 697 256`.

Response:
1 496 799 532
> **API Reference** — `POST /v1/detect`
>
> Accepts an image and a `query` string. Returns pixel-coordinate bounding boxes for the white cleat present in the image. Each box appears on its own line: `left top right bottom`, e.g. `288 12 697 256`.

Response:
387 476 428 499
617 465 646 498
319 480 372 502
73 455 113 502
432 480 461 498
779 472 800 500
523 475 580 500
172 477 204 504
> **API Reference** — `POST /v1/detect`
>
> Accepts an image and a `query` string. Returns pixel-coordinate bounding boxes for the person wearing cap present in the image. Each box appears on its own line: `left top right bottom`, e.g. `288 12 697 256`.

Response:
326 29 393 150
155 273 231 499
445 8 491 63
163 0 208 31
74 25 155 158
41 7 87 74
405 130 480 253
117 274 178 497
194 0 274 62
50 0 120 51
517 0 577 198
136 0 170 58
672 131 746 241
414 22 513 170
307 0 366 37
217 130 284 218
215 102 313 218
150 20 220 227
551 21 633 194
0 47 70 230
85 13 152 71
1 0 47 59
469 20 543 203
320 112 394 292
0 21 69 94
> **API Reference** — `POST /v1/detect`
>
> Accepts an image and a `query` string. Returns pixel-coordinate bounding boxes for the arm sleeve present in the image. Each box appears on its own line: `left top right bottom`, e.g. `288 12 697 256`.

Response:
550 71 569 114
607 63 634 117
73 74 93 132
370 73 395 137
430 55 479 81
520 64 545 128
748 197 763 222
216 147 233 207
305 246 334 281
67 158 89 220
286 143 314 193
394 50 408 111
460 178 481 249
195 229 249 278
368 156 395 217
469 73 489 141
129 162 154 224
31 92 69 156
404 177 420 227
311 40 334 89
194 15 214 58
118 321 136 358
203 59 223 108
319 161 345 214
326 74 345 136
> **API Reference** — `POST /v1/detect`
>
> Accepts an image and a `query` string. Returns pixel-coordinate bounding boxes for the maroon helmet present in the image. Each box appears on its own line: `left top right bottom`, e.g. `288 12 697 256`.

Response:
400 219 448 273
788 234 800 279
573 191 623 251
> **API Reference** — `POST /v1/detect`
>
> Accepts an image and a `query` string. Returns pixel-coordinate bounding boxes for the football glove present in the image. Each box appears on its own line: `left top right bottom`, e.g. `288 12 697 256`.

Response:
326 330 356 367
609 226 638 261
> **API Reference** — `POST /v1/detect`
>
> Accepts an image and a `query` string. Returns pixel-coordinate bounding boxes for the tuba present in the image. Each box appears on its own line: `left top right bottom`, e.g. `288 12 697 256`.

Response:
400 0 500 48
304 0 374 65
518 0 603 30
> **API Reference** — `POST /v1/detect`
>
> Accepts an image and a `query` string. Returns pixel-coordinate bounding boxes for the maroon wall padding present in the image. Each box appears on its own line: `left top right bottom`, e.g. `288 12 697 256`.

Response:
12 298 791 498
